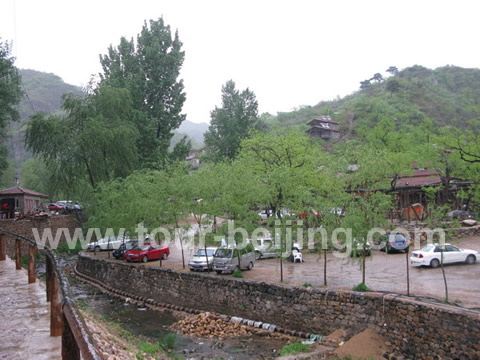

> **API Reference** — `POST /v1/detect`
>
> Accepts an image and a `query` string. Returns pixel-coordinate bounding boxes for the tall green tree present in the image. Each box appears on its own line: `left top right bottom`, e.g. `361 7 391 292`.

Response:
204 80 259 161
0 39 22 178
25 87 139 194
99 18 186 166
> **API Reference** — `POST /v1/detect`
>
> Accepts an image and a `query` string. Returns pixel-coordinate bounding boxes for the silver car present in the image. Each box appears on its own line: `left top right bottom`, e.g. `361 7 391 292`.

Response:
213 243 256 274
188 247 217 271
254 237 279 259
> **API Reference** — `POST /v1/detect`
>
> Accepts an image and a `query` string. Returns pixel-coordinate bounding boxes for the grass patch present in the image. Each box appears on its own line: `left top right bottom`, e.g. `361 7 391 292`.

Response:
55 241 83 255
279 342 310 356
302 282 312 287
232 269 244 278
353 282 369 292
161 333 177 350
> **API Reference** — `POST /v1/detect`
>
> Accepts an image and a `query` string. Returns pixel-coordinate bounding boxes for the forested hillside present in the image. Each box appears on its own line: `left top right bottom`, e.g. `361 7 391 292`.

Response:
7 69 82 167
268 65 480 136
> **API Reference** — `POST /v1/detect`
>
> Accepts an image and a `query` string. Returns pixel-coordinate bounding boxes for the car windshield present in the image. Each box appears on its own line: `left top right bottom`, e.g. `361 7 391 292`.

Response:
195 249 215 256
139 245 151 251
215 248 232 258
420 245 434 252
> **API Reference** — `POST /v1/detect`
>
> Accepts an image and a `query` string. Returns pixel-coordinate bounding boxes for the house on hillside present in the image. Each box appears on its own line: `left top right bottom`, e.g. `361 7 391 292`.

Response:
393 163 471 219
306 116 341 141
186 148 207 170
0 186 49 219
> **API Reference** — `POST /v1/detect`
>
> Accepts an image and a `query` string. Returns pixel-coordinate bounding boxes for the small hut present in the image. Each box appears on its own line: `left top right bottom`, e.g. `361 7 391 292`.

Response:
0 186 49 218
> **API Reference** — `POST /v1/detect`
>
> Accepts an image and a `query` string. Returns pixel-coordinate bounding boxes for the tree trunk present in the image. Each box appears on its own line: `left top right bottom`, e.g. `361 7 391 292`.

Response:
406 246 410 296
323 248 327 286
440 250 448 302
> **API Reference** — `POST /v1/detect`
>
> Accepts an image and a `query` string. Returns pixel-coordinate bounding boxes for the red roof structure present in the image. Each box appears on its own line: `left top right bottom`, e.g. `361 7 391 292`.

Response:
396 169 441 188
0 186 48 199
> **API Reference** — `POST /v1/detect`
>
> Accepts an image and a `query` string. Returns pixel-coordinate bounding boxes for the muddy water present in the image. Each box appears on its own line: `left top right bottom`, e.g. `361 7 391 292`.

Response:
72 279 288 359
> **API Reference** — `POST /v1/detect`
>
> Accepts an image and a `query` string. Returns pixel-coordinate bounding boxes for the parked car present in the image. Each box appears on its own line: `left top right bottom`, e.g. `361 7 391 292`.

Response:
188 247 217 271
254 237 279 259
47 203 64 212
86 236 127 252
124 244 170 263
112 241 140 259
381 233 410 253
410 243 478 268
213 243 256 274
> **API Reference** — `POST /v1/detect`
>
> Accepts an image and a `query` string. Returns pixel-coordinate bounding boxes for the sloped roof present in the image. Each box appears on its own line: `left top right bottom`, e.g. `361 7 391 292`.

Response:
0 186 49 199
396 169 441 188
307 117 339 125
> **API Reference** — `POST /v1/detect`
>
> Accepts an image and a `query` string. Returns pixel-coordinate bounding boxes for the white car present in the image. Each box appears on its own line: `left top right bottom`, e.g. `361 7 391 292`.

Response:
188 247 217 271
253 237 279 259
410 243 478 268
87 236 128 251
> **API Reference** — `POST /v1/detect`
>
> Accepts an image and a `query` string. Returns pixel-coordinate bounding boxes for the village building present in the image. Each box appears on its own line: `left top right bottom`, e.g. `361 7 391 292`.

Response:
306 116 341 141
0 186 48 219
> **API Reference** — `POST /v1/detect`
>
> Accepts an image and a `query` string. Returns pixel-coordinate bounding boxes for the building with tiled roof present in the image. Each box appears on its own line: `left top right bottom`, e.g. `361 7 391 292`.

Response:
0 186 48 218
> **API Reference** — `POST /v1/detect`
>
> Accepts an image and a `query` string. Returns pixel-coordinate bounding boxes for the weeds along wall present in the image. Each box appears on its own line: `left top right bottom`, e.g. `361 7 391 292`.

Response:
77 254 480 359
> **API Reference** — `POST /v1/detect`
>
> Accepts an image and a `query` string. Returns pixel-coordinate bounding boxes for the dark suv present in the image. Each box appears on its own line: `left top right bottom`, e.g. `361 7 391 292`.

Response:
113 241 139 259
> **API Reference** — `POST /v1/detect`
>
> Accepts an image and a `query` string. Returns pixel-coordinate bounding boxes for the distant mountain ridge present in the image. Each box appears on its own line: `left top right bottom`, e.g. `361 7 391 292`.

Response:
268 65 480 136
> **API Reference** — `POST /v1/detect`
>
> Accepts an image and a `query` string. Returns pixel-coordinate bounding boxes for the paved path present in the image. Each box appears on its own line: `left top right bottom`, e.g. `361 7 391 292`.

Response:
0 257 61 360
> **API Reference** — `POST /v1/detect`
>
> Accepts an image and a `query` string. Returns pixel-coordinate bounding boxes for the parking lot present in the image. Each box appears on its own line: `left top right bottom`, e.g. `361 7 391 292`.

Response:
90 236 480 309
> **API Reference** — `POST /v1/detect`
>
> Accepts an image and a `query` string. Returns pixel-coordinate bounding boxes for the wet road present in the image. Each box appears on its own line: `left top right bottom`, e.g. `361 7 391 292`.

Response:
92 236 480 309
0 257 61 360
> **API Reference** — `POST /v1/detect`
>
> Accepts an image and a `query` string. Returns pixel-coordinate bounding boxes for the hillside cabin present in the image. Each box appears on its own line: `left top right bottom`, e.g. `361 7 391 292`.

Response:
0 186 49 219
306 116 341 141
392 165 471 220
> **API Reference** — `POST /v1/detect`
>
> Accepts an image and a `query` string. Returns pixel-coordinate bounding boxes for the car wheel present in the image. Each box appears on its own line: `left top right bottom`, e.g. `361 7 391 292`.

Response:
94 246 100 253
162 252 168 260
255 251 262 260
466 255 476 265
247 261 254 270
430 258 440 268
216 270 222 275
142 255 148 263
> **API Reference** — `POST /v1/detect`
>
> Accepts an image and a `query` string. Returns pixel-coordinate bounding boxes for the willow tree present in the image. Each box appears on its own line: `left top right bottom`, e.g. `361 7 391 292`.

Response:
25 87 139 195
0 39 22 178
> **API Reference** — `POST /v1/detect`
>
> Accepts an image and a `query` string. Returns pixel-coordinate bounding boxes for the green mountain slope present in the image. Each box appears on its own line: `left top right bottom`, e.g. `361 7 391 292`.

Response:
7 69 82 166
270 65 480 136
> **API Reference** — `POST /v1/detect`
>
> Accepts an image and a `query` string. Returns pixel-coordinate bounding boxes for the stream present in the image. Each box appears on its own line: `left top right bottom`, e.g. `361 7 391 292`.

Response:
64 258 290 359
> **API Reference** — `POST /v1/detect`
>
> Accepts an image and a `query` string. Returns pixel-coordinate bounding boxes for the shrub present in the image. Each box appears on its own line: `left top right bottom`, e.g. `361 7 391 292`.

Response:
353 282 369 292
303 282 312 287
233 269 244 278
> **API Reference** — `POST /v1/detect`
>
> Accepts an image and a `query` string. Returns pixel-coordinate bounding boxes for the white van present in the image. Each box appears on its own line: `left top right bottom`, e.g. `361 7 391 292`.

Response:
213 243 256 274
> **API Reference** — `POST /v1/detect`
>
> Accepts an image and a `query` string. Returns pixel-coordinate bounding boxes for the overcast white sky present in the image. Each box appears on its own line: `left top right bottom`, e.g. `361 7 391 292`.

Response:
1 0 480 124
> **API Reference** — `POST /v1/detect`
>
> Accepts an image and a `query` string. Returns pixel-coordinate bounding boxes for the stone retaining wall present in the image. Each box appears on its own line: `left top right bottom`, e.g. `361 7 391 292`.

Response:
0 215 80 259
77 254 480 359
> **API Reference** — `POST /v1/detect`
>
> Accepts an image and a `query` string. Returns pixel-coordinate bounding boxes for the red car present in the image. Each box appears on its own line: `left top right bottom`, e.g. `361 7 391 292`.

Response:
123 244 170 263
47 203 64 211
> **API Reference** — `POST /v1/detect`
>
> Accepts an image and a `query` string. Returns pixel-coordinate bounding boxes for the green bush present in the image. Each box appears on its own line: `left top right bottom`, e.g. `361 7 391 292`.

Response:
303 282 312 287
233 269 244 278
279 342 310 356
353 283 369 292
55 241 83 255
161 333 177 350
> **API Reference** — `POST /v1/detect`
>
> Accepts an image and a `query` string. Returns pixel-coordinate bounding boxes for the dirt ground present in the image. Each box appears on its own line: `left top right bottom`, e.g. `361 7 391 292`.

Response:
90 235 480 309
